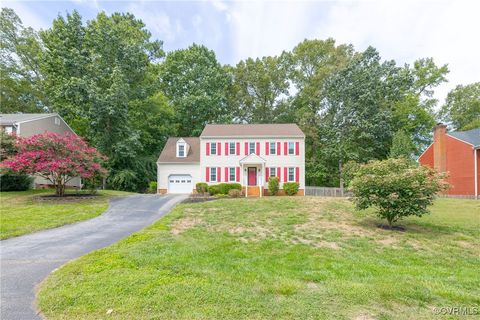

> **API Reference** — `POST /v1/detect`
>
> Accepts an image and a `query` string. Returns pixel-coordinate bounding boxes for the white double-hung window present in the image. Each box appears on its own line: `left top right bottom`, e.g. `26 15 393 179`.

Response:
288 167 295 181
210 142 217 155
229 167 236 181
249 142 255 154
269 142 276 155
269 167 276 178
288 142 295 155
210 168 217 182
229 142 236 154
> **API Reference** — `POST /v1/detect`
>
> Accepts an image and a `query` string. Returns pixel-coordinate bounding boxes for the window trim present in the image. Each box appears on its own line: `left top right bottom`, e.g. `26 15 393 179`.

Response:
288 142 295 155
54 117 61 126
210 168 217 182
229 167 236 182
288 167 295 182
177 144 185 157
210 142 217 155
248 142 255 154
269 167 276 178
229 142 236 155
269 142 276 155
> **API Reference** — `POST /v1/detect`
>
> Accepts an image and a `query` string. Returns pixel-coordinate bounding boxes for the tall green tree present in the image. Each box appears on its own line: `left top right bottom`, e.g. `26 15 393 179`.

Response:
440 82 480 130
228 55 290 123
159 44 231 136
0 8 46 112
389 130 416 159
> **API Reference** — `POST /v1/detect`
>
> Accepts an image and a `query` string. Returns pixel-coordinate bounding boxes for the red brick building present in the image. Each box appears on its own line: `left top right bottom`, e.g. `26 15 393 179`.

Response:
419 124 479 198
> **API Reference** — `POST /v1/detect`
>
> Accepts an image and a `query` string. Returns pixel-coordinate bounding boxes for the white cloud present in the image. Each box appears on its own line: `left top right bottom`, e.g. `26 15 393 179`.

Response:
316 0 480 104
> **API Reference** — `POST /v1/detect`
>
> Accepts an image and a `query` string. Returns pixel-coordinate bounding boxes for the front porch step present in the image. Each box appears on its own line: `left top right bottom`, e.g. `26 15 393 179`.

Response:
243 186 262 197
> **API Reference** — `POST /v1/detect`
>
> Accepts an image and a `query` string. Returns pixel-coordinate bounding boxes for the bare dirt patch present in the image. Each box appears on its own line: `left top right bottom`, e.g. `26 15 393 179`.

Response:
171 217 202 235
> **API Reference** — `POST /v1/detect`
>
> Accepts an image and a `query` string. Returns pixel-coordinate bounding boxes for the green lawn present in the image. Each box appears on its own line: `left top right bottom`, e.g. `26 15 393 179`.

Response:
0 189 133 239
38 197 479 319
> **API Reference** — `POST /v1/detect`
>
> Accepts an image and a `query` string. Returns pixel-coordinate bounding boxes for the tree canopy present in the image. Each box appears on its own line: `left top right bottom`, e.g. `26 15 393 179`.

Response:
1 7 476 191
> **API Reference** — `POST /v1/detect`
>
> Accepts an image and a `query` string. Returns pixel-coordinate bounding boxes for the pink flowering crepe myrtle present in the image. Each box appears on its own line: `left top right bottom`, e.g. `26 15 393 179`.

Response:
1 132 107 196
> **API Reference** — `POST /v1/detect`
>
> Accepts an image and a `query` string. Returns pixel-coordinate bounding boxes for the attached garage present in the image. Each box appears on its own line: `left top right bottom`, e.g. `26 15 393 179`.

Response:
168 175 193 194
157 137 200 194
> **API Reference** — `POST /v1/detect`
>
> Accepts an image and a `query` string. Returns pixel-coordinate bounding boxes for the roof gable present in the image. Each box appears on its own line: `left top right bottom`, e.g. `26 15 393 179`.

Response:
448 128 480 148
157 137 200 163
0 113 58 125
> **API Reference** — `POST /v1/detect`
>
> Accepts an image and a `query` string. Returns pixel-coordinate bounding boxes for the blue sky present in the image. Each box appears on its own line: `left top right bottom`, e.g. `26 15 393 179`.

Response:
3 0 480 104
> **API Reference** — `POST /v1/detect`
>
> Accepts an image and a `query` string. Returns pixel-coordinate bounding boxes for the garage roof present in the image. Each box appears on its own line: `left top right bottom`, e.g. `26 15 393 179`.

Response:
157 137 200 163
200 123 305 138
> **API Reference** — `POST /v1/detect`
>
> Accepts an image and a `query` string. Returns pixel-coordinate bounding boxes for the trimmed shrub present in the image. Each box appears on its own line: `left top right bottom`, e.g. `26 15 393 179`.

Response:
208 183 242 196
148 181 157 194
283 182 299 196
196 182 209 194
228 189 242 198
208 185 220 196
268 177 279 195
0 173 33 191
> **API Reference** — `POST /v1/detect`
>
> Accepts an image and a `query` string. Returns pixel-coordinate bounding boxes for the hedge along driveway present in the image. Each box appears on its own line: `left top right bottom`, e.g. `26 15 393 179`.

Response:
0 190 134 239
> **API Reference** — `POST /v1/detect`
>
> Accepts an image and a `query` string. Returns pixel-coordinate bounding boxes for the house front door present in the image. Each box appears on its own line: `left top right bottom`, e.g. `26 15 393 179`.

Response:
248 167 257 186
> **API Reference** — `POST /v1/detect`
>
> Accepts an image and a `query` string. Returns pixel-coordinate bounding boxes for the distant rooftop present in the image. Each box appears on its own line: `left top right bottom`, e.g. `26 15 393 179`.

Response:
0 113 57 125
448 128 480 148
200 123 305 137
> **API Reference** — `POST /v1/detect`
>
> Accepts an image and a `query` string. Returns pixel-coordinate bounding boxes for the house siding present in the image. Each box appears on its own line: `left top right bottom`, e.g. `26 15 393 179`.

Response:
157 163 201 192
18 116 73 137
200 137 305 190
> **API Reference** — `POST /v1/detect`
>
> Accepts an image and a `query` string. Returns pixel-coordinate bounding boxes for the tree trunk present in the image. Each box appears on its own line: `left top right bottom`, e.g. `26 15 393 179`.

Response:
387 217 393 229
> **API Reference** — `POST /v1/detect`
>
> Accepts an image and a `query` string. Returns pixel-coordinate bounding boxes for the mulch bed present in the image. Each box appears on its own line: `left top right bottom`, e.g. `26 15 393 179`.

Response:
182 194 218 204
34 194 98 201
376 224 406 232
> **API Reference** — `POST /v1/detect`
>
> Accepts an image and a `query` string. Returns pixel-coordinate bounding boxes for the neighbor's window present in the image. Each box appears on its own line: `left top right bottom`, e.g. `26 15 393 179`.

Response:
54 117 60 126
229 167 236 181
229 142 236 154
210 142 217 155
210 168 217 182
178 144 185 157
269 142 276 155
288 142 295 155
4 126 13 134
249 142 255 154
288 167 295 181
269 167 276 177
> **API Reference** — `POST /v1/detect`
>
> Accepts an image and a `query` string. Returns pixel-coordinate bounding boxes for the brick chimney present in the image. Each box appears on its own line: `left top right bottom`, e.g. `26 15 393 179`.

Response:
433 123 447 172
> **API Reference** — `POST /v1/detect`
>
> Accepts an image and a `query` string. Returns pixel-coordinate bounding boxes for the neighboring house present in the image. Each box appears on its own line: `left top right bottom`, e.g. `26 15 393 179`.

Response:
157 124 305 196
0 113 81 188
419 124 479 198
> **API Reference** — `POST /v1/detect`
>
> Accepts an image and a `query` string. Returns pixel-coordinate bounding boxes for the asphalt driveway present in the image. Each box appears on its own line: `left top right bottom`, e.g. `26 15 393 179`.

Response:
0 194 187 320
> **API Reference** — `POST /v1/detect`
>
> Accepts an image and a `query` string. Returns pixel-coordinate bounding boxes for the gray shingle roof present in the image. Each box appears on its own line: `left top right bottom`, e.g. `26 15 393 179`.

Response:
448 128 480 148
157 137 200 163
0 113 57 125
200 123 305 137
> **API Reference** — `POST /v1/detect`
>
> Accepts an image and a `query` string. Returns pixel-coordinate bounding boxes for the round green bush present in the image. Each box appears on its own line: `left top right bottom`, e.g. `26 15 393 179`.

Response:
196 182 209 194
0 174 33 191
283 182 299 196
268 177 279 195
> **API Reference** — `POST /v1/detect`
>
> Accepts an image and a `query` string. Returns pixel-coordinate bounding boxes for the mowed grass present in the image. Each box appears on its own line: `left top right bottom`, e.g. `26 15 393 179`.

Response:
0 189 133 239
38 197 479 319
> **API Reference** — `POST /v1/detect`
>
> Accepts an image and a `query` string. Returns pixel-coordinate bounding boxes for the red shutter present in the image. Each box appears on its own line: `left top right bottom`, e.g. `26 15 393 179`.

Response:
256 142 260 155
225 167 228 182
266 167 269 182
277 167 281 181
245 142 248 155
236 142 240 155
236 167 240 182
284 167 288 182
295 167 299 182
265 142 269 155
206 143 210 156
206 167 210 182
217 142 221 155
225 142 229 156
278 142 281 156
217 167 221 182
284 142 288 155
295 142 299 156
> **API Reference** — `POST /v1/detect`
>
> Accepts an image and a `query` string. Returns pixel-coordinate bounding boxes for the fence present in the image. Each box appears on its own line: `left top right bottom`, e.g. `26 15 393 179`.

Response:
305 186 352 197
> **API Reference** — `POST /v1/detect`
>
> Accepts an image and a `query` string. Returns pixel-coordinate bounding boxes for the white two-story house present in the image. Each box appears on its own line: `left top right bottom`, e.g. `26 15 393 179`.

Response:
157 124 305 196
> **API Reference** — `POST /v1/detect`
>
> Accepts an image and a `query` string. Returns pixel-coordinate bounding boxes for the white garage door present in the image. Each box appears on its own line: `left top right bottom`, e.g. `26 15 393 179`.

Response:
168 175 193 194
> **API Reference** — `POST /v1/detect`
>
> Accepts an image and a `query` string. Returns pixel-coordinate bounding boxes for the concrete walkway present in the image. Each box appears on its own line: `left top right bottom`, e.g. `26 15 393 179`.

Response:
0 194 187 320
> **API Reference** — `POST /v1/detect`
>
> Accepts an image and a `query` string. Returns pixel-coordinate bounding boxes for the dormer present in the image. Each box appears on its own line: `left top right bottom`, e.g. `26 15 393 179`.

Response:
176 138 189 158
